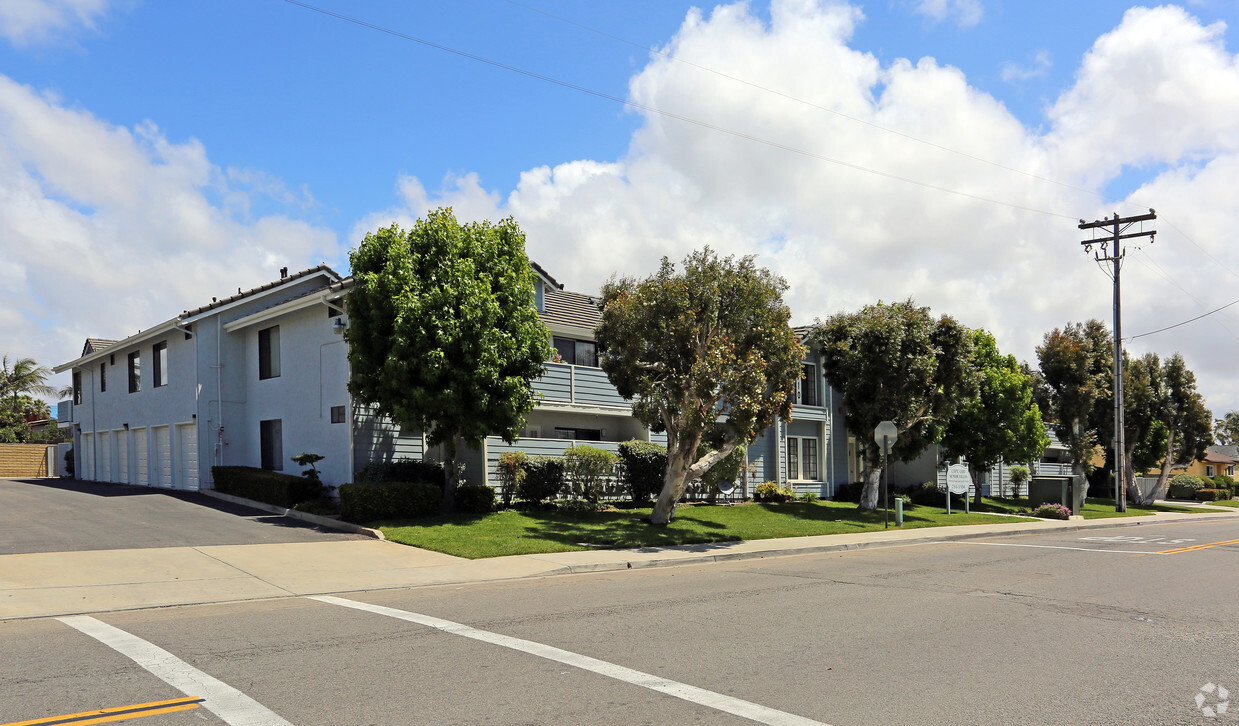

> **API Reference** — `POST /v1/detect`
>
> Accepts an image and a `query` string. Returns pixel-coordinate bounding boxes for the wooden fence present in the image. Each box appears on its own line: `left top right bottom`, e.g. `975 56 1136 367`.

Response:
0 444 52 478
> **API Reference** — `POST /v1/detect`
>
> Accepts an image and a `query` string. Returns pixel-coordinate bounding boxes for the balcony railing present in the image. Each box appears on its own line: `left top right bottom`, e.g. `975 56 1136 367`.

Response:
533 363 628 408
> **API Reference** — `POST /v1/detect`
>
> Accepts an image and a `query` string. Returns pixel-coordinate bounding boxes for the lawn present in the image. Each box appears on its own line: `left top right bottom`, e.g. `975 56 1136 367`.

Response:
975 496 1202 519
376 499 1032 559
1199 498 1239 508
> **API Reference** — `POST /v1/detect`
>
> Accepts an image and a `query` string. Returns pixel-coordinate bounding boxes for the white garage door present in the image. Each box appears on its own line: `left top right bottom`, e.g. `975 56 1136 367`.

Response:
133 428 149 486
152 425 172 488
80 433 95 481
177 423 198 491
115 429 128 483
97 431 110 483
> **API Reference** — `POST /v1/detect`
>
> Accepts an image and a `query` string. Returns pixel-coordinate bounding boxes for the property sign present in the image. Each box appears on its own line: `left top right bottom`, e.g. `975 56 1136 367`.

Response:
946 464 971 495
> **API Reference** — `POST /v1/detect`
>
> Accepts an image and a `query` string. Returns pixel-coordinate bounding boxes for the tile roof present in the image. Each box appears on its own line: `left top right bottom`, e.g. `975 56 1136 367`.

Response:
541 288 600 330
1208 444 1239 459
1203 450 1239 464
82 338 117 356
182 264 341 318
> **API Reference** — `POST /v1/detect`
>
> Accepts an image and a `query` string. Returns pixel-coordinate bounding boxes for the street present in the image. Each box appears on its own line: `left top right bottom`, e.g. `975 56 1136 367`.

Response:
3 517 1237 725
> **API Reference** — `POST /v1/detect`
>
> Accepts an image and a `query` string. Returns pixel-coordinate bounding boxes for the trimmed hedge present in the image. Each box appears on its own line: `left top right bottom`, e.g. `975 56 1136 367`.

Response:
1209 474 1236 496
1196 488 1230 501
517 457 564 504
211 466 322 508
618 440 666 503
338 481 440 522
456 484 496 513
1168 473 1206 500
354 458 445 486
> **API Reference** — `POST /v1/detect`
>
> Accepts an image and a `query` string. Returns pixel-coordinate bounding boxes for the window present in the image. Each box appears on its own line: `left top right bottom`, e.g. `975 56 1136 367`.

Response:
260 419 283 471
1206 465 1215 477
797 363 819 406
99 363 106 393
258 326 281 380
554 427 602 441
552 336 597 367
1228 465 1235 477
128 352 141 393
330 405 346 424
153 341 168 388
73 371 82 405
786 437 820 481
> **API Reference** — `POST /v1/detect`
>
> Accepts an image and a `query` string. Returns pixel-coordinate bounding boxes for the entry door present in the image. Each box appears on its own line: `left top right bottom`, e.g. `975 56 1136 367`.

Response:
151 426 172 488
81 433 95 480
114 429 128 483
133 428 149 486
177 423 198 491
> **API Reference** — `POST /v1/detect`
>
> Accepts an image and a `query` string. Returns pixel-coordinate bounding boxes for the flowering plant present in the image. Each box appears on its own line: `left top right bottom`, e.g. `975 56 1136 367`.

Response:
1032 502 1071 520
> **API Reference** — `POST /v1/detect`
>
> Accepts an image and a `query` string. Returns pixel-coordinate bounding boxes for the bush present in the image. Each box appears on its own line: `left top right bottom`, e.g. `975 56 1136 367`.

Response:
908 481 946 506
563 445 619 505
833 481 863 503
1209 474 1236 496
518 456 565 504
555 498 599 514
354 458 445 486
754 481 794 503
1167 473 1206 500
797 492 820 503
338 481 441 522
1196 488 1229 501
63 446 74 478
618 440 667 503
211 466 323 508
1032 502 1071 520
1007 465 1030 498
456 484 496 513
495 451 527 507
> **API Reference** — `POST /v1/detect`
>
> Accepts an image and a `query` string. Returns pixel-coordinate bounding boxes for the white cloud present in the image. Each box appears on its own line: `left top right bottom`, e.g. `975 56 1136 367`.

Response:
0 74 337 391
1001 49 1052 82
0 0 114 46
912 0 984 28
364 0 1239 415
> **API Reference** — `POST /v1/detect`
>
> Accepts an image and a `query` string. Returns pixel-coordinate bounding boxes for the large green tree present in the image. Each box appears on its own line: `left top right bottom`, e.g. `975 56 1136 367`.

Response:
940 329 1049 506
812 299 974 510
1120 352 1168 504
1153 353 1212 491
1035 320 1113 497
346 209 552 511
1215 411 1239 447
596 248 804 525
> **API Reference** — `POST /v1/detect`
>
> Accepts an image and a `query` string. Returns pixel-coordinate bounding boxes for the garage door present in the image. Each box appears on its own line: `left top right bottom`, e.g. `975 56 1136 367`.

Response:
97 431 110 483
151 425 172 488
133 428 149 486
80 433 94 481
177 423 198 491
115 429 128 483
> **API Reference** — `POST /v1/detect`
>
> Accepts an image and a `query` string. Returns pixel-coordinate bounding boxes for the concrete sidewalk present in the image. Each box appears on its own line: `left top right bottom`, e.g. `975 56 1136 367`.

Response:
2 505 1234 620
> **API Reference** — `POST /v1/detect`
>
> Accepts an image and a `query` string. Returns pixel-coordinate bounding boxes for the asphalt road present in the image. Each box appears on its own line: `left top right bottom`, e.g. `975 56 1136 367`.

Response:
3 517 1237 725
0 478 365 554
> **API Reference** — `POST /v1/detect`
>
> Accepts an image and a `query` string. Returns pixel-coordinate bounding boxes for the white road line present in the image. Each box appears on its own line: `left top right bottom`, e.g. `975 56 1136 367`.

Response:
308 594 830 726
56 615 292 726
943 541 1167 555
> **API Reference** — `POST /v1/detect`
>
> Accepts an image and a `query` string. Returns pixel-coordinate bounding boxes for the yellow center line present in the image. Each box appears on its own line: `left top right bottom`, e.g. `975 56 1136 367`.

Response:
1155 537 1239 555
1 697 203 726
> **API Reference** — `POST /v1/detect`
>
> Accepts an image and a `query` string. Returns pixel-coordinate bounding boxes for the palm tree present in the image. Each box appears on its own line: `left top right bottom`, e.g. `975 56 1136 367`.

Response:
0 354 56 409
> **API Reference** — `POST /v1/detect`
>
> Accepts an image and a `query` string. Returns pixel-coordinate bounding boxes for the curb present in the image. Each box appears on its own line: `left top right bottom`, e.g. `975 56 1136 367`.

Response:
198 489 386 540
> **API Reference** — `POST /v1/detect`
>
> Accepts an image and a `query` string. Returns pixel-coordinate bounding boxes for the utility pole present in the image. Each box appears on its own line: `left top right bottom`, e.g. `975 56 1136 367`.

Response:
1079 209 1156 512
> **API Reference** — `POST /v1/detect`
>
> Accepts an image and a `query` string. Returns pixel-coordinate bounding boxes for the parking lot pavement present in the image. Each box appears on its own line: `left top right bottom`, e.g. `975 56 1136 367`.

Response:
0 478 366 555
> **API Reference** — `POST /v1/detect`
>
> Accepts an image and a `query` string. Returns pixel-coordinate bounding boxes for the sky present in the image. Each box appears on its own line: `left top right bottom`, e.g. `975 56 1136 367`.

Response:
2 0 1239 420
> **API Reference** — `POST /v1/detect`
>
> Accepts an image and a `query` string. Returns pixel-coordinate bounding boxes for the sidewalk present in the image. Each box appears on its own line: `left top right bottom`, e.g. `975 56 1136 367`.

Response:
2 504 1234 620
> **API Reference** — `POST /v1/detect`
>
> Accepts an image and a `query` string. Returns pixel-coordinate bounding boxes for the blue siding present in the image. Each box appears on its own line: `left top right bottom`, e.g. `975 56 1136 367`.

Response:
532 363 628 408
533 364 572 403
352 403 423 474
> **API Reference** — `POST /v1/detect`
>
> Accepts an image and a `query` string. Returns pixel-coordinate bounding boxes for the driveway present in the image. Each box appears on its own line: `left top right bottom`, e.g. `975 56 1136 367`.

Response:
0 478 366 555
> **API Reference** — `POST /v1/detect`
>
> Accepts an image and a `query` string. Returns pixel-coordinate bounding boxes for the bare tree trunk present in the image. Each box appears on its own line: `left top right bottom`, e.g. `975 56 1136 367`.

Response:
441 433 461 513
860 467 881 510
651 449 693 524
1155 429 1177 496
1124 443 1152 506
969 464 984 507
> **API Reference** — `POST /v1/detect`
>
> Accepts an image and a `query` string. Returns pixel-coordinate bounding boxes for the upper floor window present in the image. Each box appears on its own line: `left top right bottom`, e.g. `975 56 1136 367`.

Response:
552 336 597 367
259 325 281 380
797 363 819 406
153 341 168 388
128 352 141 393
73 371 82 404
99 363 106 393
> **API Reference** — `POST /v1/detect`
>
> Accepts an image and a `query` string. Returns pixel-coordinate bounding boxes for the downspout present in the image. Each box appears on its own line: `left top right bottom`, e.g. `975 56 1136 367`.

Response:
216 316 224 471
89 366 97 480
827 383 835 494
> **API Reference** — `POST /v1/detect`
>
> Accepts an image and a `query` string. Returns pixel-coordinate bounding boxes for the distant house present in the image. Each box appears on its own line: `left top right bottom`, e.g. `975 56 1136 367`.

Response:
1169 445 1239 480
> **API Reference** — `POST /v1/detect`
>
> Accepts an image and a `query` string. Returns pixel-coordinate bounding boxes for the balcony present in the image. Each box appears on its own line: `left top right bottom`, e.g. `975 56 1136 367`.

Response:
533 363 629 409
56 400 74 427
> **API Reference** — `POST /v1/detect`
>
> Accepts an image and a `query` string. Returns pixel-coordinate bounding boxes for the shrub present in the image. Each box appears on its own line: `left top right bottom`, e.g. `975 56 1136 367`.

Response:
908 480 946 506
1196 488 1229 502
1167 473 1206 500
211 466 323 508
555 498 599 514
1032 502 1071 520
618 440 667 503
1007 465 1030 498
1209 474 1236 496
754 481 794 503
338 481 440 522
456 484 496 513
518 456 565 504
495 451 527 507
354 458 445 486
63 447 74 478
563 445 619 505
797 492 820 503
833 481 863 503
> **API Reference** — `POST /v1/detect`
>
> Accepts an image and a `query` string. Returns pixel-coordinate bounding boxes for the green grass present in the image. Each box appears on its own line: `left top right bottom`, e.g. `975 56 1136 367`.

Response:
1198 498 1239 508
376 500 1033 559
975 496 1202 519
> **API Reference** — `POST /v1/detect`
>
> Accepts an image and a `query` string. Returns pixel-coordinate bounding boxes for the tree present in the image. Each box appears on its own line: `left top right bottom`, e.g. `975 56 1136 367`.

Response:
1120 353 1168 504
1035 320 1113 497
1215 411 1239 446
1 354 55 409
346 209 552 512
596 248 804 525
940 329 1049 506
812 299 974 510
1153 353 1212 492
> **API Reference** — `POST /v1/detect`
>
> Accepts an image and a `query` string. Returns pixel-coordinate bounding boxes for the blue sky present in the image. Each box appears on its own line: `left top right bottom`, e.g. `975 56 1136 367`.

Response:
3 0 1239 415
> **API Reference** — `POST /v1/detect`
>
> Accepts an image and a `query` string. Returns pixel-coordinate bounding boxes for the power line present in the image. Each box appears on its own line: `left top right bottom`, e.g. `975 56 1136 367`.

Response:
280 0 1080 221
1128 297 1239 340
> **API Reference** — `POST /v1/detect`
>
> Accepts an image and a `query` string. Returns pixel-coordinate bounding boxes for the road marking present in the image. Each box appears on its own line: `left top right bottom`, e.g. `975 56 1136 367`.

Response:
308 594 831 726
1151 537 1239 555
0 698 202 726
943 541 1167 555
56 616 291 726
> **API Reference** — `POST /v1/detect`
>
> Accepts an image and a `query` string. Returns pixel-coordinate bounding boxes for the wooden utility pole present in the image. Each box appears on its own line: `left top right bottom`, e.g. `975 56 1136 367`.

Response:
1079 209 1156 512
